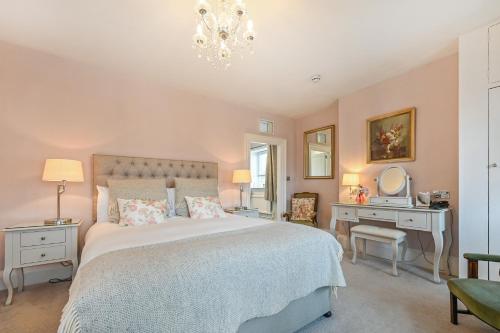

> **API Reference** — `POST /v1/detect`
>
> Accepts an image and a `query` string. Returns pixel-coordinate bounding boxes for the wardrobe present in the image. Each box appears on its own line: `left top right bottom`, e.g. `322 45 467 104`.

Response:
459 20 500 280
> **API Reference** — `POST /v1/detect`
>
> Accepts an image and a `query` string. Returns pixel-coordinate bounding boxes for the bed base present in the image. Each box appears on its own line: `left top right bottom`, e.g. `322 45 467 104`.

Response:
238 286 332 333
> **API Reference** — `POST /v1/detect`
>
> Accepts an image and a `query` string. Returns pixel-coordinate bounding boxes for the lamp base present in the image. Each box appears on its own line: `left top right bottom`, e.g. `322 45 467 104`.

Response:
44 218 73 225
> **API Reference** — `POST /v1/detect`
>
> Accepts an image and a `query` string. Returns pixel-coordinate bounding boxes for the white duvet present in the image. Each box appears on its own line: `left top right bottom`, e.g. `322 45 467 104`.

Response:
80 214 271 268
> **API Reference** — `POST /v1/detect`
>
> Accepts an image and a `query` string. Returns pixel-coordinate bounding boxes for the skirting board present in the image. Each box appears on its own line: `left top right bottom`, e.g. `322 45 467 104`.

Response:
336 233 458 278
0 264 72 291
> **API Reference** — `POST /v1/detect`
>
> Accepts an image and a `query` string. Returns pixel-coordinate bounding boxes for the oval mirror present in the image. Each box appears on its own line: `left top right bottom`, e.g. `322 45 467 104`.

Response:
379 166 406 195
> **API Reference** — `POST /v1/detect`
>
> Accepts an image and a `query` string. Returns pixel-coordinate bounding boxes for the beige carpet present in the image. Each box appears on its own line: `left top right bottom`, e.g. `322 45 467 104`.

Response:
0 256 496 333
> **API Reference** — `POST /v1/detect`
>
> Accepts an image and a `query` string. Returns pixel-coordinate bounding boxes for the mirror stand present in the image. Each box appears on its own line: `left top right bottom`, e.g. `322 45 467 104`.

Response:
369 166 413 208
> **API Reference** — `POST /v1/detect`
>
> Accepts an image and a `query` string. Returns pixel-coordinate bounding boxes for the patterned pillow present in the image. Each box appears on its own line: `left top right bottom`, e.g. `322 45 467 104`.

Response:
117 198 168 226
291 197 316 222
107 178 167 223
185 196 226 219
174 178 219 217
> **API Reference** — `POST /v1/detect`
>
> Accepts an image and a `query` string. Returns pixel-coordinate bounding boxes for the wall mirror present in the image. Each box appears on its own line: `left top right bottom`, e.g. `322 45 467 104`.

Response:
304 125 335 179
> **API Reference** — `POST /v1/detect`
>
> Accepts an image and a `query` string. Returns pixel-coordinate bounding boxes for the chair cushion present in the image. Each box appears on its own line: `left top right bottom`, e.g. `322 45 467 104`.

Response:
290 220 315 228
351 225 407 240
291 198 315 222
448 278 500 329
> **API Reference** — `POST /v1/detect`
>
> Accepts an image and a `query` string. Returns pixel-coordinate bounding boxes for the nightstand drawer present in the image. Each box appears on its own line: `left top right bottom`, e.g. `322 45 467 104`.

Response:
20 229 66 247
20 245 66 264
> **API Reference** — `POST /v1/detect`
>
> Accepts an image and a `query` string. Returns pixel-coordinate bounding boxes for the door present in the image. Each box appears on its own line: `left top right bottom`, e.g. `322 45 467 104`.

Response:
489 23 500 84
489 86 500 281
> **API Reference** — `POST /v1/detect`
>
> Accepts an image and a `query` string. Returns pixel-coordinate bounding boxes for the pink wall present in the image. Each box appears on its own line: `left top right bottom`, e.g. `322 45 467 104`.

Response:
0 41 297 269
0 39 459 273
294 102 339 229
338 54 459 255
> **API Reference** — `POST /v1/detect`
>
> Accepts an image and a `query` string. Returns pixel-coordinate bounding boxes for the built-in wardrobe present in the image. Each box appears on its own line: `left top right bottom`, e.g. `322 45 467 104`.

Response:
460 20 500 280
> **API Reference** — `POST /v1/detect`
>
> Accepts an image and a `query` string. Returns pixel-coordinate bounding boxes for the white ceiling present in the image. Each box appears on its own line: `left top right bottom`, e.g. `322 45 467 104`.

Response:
0 1 500 117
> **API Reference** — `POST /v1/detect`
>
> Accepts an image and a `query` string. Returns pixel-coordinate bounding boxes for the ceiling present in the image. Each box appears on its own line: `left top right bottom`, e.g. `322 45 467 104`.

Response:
0 1 500 117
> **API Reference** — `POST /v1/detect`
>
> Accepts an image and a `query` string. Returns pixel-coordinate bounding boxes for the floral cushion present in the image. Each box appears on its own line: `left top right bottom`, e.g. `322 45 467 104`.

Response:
185 196 226 219
117 198 168 226
291 197 316 222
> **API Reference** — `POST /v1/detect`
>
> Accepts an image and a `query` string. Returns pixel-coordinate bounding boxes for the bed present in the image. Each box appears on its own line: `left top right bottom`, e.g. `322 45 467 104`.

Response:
58 154 346 333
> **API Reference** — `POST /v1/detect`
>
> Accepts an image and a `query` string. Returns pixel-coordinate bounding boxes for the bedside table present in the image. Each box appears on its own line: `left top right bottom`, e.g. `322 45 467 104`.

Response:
224 208 260 218
2 220 82 305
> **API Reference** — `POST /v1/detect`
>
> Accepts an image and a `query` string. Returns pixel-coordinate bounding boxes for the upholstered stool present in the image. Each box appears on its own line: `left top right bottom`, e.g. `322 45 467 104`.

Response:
350 225 408 276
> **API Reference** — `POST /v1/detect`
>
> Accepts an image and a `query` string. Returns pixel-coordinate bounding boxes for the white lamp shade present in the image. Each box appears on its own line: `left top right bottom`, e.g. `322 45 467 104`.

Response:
43 159 84 182
232 169 251 184
342 173 359 186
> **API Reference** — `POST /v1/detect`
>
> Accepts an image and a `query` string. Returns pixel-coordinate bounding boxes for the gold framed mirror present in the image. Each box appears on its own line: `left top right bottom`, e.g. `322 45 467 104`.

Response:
303 125 335 179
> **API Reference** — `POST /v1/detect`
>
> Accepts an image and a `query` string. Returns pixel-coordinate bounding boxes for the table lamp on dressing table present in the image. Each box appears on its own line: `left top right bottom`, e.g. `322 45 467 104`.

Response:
342 173 360 203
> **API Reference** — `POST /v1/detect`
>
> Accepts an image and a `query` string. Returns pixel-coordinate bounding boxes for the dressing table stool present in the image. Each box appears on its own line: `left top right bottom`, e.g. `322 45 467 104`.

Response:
351 225 408 276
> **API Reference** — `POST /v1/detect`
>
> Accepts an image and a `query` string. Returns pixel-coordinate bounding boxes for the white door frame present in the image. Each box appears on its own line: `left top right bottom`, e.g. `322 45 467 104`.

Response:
244 133 287 221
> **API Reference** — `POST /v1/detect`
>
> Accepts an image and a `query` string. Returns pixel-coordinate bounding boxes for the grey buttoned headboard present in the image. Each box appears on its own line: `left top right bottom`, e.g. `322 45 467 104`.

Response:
92 154 218 222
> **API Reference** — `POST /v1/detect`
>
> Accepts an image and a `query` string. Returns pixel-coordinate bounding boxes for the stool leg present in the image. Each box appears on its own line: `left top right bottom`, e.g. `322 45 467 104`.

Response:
362 239 367 258
401 239 408 262
351 234 357 264
392 240 398 276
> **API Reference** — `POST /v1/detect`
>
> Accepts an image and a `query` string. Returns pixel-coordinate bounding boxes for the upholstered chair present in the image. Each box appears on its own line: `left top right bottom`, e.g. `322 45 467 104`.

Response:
282 192 319 228
448 253 500 330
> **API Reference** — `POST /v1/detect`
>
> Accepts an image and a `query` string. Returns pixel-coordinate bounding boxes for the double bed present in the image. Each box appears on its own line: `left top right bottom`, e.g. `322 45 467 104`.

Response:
58 154 346 333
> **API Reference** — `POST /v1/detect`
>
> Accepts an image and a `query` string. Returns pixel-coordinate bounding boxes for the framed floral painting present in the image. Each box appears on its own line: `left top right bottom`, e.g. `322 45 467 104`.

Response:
366 108 415 163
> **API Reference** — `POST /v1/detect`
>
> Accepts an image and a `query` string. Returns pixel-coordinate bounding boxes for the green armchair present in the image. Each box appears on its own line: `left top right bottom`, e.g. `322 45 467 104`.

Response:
448 253 500 330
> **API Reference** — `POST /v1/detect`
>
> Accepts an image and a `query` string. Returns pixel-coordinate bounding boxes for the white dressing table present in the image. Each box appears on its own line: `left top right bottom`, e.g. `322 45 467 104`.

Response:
330 203 451 283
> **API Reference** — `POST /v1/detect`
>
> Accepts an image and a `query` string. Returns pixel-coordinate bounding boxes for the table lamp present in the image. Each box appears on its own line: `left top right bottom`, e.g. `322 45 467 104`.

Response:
342 173 360 202
42 159 84 225
232 169 251 210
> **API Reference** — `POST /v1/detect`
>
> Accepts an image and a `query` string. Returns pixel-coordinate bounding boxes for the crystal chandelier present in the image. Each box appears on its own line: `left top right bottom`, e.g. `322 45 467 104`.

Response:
192 0 256 68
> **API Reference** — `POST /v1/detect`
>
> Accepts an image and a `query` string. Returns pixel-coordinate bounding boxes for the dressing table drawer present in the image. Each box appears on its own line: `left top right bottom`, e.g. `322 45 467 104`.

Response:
358 208 397 221
397 212 430 231
338 207 356 220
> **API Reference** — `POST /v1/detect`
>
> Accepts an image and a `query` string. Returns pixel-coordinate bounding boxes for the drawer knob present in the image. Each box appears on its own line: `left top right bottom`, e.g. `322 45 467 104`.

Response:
41 253 46 258
344 212 348 215
372 213 377 216
41 236 46 241
408 218 413 222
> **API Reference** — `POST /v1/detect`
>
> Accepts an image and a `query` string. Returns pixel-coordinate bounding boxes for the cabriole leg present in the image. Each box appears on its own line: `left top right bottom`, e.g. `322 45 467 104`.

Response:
3 267 13 305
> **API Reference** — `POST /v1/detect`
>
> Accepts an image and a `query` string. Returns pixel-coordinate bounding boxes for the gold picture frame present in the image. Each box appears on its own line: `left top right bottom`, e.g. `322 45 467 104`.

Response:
366 108 415 164
303 125 335 179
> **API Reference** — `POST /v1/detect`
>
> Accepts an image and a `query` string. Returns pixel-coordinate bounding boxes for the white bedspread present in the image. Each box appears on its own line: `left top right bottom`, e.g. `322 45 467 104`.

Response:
81 215 270 268
61 216 345 333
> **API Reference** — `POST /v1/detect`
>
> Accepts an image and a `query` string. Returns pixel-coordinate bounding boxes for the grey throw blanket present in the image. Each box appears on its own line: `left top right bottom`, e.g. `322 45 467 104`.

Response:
59 223 345 333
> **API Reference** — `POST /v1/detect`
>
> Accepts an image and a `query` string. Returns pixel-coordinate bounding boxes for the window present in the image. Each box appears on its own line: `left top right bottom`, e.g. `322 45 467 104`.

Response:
250 146 268 188
259 119 274 135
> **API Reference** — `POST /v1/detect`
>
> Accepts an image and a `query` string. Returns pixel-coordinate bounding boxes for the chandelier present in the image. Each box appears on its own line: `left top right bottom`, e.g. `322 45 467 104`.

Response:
192 0 256 68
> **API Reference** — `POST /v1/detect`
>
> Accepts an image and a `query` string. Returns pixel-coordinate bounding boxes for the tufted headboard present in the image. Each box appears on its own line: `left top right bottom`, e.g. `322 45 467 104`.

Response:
92 154 218 222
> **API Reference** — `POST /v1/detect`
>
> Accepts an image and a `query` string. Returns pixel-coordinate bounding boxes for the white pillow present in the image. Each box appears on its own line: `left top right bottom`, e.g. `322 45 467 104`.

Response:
185 196 226 219
117 198 168 226
96 185 109 223
167 188 176 217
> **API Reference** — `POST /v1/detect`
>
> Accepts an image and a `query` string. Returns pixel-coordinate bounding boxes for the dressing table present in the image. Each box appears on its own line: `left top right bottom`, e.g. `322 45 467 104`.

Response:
332 167 451 283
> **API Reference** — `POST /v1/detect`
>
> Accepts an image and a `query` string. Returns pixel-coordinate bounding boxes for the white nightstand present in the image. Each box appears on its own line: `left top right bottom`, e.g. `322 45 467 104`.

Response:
2 220 82 305
224 208 260 218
